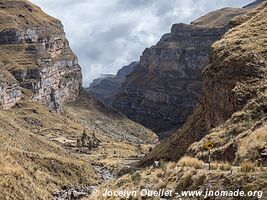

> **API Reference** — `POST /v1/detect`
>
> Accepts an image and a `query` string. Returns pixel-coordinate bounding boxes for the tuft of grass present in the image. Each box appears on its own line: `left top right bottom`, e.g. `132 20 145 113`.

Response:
210 162 219 170
166 162 177 171
179 156 204 169
219 162 232 171
241 161 256 172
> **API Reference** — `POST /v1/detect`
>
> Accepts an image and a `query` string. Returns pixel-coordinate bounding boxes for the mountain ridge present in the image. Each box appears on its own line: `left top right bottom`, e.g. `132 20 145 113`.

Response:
0 1 158 199
110 3 255 136
144 0 267 164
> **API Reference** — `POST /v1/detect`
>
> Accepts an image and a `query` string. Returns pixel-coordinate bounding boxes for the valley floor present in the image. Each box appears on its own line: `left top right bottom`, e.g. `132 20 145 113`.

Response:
0 91 157 200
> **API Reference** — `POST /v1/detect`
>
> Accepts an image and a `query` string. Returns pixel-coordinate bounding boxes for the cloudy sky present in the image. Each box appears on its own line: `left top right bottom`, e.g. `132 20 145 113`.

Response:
30 0 252 87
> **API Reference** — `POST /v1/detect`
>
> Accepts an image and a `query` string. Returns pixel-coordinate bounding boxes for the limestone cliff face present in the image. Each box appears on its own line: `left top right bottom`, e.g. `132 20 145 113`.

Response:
144 0 267 164
89 62 137 106
0 63 21 109
112 7 248 135
0 0 82 110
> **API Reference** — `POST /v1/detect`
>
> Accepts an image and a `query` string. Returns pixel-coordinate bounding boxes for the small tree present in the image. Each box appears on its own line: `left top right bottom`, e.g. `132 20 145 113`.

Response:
81 130 89 146
92 132 96 138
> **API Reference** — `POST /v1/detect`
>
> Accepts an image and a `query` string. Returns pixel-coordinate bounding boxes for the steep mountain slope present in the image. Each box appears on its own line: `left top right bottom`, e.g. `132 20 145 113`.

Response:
86 2 267 199
0 100 99 200
67 91 157 145
111 5 251 136
0 0 82 111
144 0 267 164
89 62 137 106
0 1 158 199
0 92 157 199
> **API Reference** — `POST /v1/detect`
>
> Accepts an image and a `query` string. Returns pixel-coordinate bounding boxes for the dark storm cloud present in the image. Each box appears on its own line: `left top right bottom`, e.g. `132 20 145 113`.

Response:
30 0 253 86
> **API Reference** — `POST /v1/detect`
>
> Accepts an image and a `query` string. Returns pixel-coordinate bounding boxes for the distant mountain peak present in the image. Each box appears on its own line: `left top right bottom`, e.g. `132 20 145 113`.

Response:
243 0 263 8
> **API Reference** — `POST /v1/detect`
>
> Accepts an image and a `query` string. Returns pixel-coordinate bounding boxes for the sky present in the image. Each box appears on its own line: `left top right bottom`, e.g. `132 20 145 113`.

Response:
30 0 252 87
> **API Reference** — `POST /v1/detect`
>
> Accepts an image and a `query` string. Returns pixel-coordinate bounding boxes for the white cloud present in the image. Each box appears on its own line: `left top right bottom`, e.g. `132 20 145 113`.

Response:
30 0 253 87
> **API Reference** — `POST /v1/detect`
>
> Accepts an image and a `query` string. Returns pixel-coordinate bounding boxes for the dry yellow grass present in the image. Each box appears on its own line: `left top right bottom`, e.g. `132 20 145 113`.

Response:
178 156 204 169
210 162 219 170
241 161 256 172
0 0 63 71
218 162 232 171
166 162 177 171
0 91 155 199
0 100 103 199
238 125 267 161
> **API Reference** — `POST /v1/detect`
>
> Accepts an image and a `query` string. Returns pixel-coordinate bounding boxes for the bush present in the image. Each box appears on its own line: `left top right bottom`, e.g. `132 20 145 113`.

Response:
81 130 89 146
210 162 219 170
179 157 203 169
261 173 267 179
241 161 256 172
219 162 232 171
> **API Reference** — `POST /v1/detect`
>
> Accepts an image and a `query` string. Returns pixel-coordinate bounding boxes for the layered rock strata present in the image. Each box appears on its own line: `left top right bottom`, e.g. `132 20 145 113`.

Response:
0 0 82 111
144 0 267 163
112 7 249 135
0 63 21 109
89 62 137 106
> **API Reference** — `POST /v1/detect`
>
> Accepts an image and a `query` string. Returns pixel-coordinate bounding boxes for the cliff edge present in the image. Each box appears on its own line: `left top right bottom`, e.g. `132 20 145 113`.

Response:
111 5 251 136
144 0 267 164
0 0 82 111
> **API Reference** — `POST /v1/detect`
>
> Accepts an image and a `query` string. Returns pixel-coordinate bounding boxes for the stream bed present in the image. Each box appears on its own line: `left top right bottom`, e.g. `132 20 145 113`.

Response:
53 164 114 200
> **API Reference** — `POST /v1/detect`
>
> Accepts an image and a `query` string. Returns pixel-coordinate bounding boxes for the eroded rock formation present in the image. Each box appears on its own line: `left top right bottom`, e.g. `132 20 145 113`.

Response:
144 0 267 164
112 7 249 136
0 0 82 111
0 63 21 109
89 62 137 106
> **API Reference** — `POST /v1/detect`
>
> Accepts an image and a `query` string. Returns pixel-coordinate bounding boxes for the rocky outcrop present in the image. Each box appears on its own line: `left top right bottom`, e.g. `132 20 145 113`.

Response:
144 0 267 164
0 63 21 109
187 2 267 164
89 62 137 106
112 7 249 136
0 0 82 111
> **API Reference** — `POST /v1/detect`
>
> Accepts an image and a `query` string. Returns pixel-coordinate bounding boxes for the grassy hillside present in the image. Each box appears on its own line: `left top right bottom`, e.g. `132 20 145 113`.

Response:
0 99 98 199
0 89 157 199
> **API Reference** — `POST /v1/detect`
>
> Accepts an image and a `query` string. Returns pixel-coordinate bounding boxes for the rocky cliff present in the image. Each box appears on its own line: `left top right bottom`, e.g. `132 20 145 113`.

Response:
0 0 82 111
89 62 137 106
0 1 158 199
112 6 250 136
144 0 267 164
0 63 21 109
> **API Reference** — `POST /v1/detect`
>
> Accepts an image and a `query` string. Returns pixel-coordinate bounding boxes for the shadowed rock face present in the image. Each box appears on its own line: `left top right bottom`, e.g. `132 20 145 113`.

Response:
89 62 137 106
0 0 82 111
144 0 267 164
111 7 249 136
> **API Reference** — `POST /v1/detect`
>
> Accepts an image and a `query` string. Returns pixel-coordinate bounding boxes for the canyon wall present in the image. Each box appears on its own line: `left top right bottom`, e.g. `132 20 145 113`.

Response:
112 7 249 136
89 62 137 106
0 63 21 109
144 0 267 163
0 0 82 111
